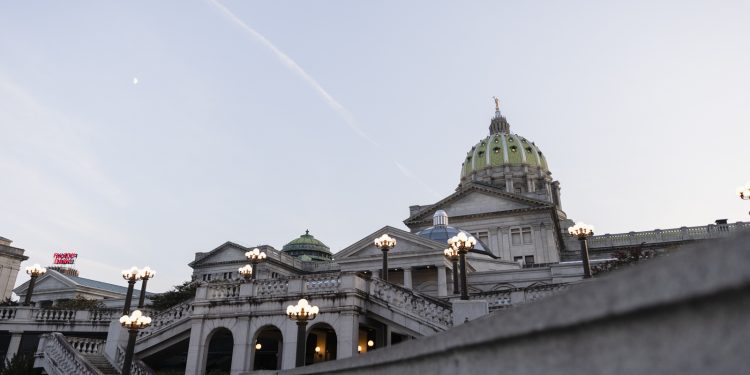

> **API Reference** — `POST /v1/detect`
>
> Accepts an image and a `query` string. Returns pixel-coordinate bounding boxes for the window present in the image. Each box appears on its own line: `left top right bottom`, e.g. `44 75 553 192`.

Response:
513 256 523 263
524 255 535 265
514 187 522 194
469 231 489 248
510 226 533 245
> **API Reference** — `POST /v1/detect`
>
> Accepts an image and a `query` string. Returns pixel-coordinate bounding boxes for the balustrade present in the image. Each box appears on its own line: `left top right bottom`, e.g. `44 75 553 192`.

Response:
36 333 100 375
304 275 341 293
137 300 194 341
255 279 289 296
370 279 452 328
65 337 105 355
115 345 156 375
0 308 17 320
35 309 76 321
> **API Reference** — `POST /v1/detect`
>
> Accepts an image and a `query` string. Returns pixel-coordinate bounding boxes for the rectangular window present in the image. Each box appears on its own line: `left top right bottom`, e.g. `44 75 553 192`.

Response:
511 228 521 245
469 231 490 247
513 256 523 263
511 226 533 245
524 255 535 265
522 227 533 244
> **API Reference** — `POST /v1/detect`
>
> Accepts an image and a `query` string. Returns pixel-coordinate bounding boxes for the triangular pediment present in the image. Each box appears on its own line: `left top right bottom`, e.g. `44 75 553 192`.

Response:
335 226 445 261
405 182 551 226
189 242 277 268
13 270 76 294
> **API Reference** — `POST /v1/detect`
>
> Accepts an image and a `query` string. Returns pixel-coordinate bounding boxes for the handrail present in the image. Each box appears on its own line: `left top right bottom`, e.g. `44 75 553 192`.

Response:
36 332 101 375
115 345 156 375
136 299 194 342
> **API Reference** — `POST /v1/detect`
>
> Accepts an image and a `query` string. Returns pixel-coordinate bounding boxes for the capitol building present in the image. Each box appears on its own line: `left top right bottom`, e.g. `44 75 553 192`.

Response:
1 104 745 375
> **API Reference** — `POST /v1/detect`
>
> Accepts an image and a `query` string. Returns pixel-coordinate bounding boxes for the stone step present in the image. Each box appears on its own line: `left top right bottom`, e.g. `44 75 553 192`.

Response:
82 354 119 375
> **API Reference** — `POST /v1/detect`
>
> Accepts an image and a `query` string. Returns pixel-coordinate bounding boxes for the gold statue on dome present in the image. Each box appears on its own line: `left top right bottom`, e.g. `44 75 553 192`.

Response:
493 96 500 111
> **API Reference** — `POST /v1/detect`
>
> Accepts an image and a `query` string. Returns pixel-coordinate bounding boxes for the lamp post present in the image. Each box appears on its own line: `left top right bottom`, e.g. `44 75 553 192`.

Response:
448 232 477 300
373 234 397 282
136 267 155 309
245 248 267 280
286 298 319 367
119 310 152 375
238 264 253 281
121 267 142 315
568 222 595 279
24 264 47 306
443 248 460 295
737 182 750 201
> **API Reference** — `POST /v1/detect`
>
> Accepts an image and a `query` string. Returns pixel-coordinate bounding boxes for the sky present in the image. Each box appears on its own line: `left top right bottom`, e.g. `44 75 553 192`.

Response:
1 1 749 292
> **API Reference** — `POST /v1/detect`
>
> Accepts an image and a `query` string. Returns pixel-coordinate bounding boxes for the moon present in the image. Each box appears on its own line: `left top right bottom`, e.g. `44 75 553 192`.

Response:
132 77 139 85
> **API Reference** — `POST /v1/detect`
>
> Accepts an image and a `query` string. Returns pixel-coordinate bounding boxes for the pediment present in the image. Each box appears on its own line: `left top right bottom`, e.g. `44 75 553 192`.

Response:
335 226 444 261
13 270 76 294
189 242 252 268
405 183 550 225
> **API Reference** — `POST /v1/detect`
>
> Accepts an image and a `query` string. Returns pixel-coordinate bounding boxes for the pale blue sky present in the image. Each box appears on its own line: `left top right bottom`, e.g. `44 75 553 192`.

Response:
2 1 749 292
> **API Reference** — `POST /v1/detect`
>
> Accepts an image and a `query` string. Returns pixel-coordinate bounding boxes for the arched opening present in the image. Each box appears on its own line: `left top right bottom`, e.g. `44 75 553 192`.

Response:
205 328 233 374
306 323 337 365
253 325 283 370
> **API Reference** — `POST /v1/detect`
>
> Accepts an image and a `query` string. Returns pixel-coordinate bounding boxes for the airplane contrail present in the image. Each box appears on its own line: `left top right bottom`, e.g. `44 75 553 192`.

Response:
206 0 440 198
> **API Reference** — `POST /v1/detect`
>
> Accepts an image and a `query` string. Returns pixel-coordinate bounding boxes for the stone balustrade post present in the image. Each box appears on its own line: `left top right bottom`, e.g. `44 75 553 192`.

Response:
194 285 208 301
403 268 413 290
437 265 448 297
14 306 32 320
4 331 23 361
288 278 303 294
239 282 253 298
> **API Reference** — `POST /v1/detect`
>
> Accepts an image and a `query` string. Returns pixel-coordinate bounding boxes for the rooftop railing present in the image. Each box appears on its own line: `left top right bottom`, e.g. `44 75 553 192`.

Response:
574 221 750 249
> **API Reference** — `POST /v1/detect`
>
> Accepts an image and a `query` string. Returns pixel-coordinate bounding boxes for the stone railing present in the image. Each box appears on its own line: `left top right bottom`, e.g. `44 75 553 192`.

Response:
35 309 76 321
369 278 452 329
472 283 572 310
255 279 290 297
65 337 105 355
206 282 241 299
304 275 341 293
581 221 750 249
35 333 100 375
137 300 194 342
115 345 156 375
0 307 17 320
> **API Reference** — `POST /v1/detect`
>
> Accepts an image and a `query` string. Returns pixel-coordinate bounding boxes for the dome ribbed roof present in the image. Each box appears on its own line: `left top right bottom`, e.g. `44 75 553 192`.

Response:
282 230 332 262
460 110 551 185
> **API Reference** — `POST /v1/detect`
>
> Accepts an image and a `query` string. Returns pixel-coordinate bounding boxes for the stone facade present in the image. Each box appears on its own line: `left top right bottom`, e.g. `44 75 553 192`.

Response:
0 237 28 301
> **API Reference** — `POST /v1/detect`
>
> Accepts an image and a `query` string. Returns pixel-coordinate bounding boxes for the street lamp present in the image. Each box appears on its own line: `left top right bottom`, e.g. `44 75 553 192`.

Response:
736 182 750 201
568 222 595 279
245 248 267 280
119 310 152 375
238 264 253 281
443 248 460 295
373 234 397 282
137 267 155 309
24 264 47 306
121 267 142 315
448 232 476 300
286 298 319 367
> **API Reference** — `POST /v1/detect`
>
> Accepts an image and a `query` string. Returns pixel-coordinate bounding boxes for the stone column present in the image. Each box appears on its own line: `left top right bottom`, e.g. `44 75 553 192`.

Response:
4 331 22 361
403 268 413 290
230 317 251 373
281 319 299 369
336 311 359 359
437 266 448 297
184 320 208 375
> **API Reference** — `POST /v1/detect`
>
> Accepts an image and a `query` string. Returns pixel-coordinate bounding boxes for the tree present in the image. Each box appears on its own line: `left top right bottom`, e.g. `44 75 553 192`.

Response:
0 353 36 375
150 281 197 311
53 295 105 310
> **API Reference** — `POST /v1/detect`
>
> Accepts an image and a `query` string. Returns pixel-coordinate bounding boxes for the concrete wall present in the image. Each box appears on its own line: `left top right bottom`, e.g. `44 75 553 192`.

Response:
278 233 750 375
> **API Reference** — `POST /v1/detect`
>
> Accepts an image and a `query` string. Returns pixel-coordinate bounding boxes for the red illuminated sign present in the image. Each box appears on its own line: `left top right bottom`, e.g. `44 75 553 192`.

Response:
53 252 78 265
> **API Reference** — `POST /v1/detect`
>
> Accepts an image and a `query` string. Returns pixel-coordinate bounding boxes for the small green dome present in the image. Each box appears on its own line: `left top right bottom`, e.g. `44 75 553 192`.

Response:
282 230 332 262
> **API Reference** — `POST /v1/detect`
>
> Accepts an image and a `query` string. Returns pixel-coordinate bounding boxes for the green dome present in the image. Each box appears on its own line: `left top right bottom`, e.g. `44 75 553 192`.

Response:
460 132 550 179
282 230 332 262
458 109 554 202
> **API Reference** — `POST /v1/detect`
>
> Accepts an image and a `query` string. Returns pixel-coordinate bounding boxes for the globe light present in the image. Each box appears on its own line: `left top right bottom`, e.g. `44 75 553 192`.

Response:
448 233 476 253
286 298 319 321
255 342 262 350
121 266 142 281
443 248 460 260
245 248 268 263
367 340 374 347
568 222 595 239
139 266 156 280
737 181 750 200
373 234 397 250
315 346 321 353
25 264 47 277
238 264 253 280
120 310 152 330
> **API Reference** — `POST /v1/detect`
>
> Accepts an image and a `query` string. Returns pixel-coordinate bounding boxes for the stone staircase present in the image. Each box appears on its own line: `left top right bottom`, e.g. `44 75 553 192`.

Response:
83 353 119 375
